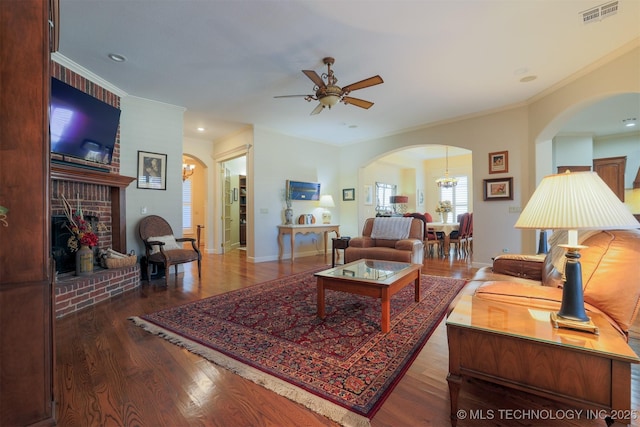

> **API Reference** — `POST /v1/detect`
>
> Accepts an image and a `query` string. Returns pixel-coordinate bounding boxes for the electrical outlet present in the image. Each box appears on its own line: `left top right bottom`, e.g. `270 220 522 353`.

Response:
502 248 509 253
508 206 522 213
140 206 147 214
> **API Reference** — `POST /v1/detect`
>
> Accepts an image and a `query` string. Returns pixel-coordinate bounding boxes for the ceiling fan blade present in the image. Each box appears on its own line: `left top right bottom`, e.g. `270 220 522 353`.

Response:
310 103 324 115
343 96 374 109
342 75 384 93
302 70 326 88
274 95 313 98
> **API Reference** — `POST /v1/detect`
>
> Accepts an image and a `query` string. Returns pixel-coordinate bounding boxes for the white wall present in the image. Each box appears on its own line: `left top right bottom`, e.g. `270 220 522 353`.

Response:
252 127 340 262
120 96 185 257
553 135 595 168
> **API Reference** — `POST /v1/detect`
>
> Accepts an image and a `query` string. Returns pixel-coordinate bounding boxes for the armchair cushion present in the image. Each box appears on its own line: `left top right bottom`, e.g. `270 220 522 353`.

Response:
148 234 181 254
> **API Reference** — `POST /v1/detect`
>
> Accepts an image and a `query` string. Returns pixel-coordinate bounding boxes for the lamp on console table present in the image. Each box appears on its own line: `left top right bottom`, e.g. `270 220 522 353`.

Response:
319 195 335 224
515 170 639 334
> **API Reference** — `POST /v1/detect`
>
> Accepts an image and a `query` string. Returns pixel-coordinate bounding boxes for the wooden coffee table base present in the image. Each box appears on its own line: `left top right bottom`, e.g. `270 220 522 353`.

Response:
316 264 420 333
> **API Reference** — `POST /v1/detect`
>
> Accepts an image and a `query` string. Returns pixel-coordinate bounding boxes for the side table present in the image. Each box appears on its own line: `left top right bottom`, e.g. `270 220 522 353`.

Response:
331 237 350 267
446 295 639 426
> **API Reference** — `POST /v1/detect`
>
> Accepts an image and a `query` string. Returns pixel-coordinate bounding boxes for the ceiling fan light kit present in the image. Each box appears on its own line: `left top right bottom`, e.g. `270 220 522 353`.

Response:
275 57 383 115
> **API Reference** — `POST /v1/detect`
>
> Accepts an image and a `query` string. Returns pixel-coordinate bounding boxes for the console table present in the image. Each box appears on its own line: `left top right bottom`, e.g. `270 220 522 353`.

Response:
446 295 639 426
277 224 339 262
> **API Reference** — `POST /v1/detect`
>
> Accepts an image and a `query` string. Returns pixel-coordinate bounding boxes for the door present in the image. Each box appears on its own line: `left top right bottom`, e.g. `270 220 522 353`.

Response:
222 167 232 252
593 156 626 202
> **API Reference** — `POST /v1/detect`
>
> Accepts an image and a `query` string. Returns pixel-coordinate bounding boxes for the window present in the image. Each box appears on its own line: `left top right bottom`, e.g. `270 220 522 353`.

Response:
183 179 193 232
439 176 469 219
375 182 397 213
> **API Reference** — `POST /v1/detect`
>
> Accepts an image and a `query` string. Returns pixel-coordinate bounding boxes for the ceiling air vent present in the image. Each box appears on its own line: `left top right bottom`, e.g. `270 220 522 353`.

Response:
581 1 618 24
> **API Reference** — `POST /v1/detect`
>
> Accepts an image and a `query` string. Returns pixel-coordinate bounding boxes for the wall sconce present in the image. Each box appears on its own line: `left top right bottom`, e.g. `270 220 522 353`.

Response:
182 164 196 181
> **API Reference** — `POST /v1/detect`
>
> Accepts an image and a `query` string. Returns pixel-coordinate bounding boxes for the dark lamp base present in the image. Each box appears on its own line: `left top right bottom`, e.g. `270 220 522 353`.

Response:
550 312 599 335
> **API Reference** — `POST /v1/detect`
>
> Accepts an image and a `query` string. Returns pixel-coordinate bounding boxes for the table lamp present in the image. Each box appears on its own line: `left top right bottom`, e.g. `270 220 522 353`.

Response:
514 171 639 334
319 195 335 224
390 195 409 214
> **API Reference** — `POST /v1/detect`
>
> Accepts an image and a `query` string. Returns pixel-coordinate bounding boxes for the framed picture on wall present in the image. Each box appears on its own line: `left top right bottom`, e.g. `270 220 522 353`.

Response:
137 151 167 190
364 185 373 205
286 180 321 200
488 150 509 174
343 188 355 201
483 177 513 201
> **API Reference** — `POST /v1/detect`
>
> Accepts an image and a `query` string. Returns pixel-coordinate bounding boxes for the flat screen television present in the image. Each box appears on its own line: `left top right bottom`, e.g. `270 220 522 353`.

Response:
50 77 121 165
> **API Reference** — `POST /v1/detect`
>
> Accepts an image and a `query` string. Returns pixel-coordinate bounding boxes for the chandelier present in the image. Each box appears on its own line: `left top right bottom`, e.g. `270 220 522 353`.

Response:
435 146 458 188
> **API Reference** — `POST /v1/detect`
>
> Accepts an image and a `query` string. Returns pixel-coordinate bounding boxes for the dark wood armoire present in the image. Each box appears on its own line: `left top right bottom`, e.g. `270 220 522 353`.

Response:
0 0 56 425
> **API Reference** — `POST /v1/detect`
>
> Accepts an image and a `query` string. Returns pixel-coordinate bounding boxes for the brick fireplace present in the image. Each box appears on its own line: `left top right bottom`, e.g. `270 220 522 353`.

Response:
51 62 139 318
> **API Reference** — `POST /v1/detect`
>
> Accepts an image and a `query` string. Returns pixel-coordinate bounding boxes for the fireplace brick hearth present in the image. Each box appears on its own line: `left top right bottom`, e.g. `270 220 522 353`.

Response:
55 265 140 318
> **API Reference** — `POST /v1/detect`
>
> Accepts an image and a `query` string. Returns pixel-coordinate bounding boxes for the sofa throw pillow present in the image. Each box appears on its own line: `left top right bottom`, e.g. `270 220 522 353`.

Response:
148 234 181 254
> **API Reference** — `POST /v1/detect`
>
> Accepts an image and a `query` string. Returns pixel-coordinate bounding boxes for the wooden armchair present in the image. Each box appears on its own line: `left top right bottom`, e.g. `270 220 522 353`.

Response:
138 215 201 285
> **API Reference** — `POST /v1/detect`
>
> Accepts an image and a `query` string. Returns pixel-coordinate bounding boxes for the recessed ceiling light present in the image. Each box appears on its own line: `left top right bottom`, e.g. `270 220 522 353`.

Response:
197 127 205 132
623 118 637 127
520 75 537 83
108 53 126 63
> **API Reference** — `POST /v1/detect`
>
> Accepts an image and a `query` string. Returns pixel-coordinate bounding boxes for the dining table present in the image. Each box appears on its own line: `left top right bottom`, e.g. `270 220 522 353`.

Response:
427 222 459 256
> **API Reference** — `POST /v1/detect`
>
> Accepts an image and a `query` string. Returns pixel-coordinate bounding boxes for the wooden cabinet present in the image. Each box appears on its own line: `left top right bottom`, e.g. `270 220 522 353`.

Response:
0 0 55 425
556 155 627 202
239 175 246 245
593 156 626 202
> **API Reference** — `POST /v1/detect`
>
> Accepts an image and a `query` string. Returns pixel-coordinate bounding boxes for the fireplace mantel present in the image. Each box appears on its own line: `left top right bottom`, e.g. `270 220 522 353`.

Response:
51 163 136 253
51 163 135 187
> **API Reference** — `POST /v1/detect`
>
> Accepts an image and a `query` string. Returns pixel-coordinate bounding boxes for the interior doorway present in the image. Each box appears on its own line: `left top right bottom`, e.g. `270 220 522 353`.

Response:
182 154 206 249
220 155 247 253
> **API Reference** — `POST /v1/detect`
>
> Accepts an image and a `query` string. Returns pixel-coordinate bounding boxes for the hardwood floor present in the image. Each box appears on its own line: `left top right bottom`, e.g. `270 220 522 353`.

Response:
54 250 640 427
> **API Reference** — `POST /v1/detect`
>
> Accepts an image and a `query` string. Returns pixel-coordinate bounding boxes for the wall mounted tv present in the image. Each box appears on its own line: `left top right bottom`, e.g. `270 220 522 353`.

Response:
50 77 121 165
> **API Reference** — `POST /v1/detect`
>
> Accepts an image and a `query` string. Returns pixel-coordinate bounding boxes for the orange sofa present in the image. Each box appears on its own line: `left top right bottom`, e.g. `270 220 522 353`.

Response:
344 217 424 264
454 229 640 339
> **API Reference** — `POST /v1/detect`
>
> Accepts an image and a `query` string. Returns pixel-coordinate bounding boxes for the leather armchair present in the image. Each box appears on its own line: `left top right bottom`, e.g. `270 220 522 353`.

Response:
344 217 424 264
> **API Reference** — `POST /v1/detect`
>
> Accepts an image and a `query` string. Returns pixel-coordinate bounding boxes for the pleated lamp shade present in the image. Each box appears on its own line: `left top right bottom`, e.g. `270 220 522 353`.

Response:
515 171 639 238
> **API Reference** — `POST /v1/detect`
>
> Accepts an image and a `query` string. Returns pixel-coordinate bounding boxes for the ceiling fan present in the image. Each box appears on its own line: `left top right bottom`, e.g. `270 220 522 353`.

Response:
275 57 383 115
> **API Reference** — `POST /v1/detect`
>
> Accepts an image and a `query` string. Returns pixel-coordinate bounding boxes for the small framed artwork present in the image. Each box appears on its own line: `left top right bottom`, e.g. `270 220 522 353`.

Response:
483 177 513 201
489 150 509 174
416 189 424 207
364 185 373 205
343 188 355 201
137 151 167 190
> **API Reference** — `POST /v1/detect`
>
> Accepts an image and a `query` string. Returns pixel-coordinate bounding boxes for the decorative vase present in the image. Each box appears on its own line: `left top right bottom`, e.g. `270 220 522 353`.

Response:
76 245 93 276
441 212 449 223
284 208 294 225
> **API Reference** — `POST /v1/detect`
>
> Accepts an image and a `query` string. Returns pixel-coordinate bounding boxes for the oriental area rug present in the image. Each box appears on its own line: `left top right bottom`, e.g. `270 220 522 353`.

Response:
130 268 466 427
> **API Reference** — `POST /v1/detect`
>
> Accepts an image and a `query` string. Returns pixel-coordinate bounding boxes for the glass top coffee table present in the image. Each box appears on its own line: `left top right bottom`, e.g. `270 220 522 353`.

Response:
314 259 422 333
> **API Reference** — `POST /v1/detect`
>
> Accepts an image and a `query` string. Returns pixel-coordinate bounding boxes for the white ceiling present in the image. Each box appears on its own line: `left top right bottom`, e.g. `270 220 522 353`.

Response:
57 0 640 147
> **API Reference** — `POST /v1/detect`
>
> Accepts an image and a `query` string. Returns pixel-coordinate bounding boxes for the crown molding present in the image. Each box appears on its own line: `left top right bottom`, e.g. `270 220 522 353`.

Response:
51 52 128 97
